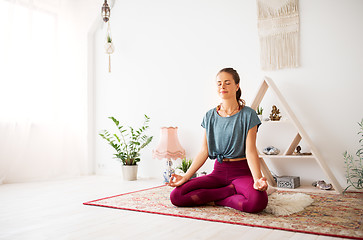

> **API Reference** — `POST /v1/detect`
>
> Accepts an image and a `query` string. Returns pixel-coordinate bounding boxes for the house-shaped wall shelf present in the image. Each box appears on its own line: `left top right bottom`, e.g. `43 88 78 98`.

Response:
251 77 343 194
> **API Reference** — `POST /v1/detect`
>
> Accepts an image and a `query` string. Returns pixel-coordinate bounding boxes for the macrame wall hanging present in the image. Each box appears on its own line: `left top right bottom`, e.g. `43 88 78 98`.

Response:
257 0 300 70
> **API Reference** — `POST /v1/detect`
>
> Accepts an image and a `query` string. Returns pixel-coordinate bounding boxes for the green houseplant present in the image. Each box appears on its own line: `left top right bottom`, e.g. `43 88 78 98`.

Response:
257 106 263 115
107 34 112 43
177 158 197 179
177 158 193 173
99 115 153 180
343 118 363 193
256 106 263 121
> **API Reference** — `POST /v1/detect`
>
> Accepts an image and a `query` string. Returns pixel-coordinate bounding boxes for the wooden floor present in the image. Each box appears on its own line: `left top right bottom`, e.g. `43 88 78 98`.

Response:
0 176 347 240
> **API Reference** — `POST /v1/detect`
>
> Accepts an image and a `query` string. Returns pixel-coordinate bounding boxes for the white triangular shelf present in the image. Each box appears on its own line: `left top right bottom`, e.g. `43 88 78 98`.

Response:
251 76 343 193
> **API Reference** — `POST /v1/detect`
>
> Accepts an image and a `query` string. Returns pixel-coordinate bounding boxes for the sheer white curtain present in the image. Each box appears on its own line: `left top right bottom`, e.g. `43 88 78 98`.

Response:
0 0 89 183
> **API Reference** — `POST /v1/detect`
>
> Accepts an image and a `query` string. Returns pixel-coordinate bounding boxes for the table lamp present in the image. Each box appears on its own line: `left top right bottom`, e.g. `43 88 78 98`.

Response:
152 127 185 183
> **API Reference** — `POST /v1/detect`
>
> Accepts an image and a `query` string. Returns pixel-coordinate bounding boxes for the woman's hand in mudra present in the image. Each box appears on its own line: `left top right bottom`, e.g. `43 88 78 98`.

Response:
253 177 268 191
167 174 188 187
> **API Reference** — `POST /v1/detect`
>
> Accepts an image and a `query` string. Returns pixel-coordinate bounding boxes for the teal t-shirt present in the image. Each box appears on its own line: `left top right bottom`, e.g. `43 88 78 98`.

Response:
201 106 261 163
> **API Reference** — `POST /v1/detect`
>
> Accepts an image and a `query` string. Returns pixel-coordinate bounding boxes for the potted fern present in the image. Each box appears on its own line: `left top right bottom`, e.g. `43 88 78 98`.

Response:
99 115 153 181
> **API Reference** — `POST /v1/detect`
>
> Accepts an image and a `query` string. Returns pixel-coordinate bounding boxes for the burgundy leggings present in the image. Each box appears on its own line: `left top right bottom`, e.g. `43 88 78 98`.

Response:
170 160 268 213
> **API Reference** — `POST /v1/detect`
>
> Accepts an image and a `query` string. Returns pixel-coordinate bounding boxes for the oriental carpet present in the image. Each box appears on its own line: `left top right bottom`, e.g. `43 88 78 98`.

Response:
84 185 363 239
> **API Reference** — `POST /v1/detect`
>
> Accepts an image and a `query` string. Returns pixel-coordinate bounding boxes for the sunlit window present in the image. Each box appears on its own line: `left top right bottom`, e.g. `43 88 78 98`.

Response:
0 0 57 122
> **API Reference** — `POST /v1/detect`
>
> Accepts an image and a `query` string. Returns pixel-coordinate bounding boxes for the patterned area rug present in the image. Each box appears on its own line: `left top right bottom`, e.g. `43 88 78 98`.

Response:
84 186 363 239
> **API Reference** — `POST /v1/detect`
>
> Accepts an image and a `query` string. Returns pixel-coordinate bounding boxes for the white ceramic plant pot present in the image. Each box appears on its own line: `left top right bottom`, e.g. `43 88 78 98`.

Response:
258 115 263 121
122 165 138 181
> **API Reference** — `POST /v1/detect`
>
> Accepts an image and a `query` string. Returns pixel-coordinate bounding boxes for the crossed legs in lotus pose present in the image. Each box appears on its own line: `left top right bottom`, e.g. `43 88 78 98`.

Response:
170 161 268 213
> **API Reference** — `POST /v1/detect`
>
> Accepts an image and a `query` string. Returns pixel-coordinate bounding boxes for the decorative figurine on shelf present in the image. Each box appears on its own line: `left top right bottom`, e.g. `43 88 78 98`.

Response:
293 145 313 155
293 145 302 155
269 105 281 121
263 146 280 155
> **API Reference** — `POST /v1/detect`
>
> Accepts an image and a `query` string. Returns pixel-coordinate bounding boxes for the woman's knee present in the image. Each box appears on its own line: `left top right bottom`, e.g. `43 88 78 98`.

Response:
170 187 183 206
244 191 268 213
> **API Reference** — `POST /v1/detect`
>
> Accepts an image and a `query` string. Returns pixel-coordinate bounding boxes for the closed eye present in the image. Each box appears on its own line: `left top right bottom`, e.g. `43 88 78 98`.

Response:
217 80 231 86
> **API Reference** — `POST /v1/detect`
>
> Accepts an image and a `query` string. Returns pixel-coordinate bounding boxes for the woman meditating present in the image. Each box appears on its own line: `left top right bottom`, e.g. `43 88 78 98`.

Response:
168 68 268 213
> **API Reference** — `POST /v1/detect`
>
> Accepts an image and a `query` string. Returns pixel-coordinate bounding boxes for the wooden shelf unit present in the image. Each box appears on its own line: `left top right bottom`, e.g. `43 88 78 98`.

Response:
258 155 315 159
251 77 343 193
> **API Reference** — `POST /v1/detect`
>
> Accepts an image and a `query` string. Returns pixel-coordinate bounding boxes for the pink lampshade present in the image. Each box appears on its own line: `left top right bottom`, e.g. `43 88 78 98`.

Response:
152 127 186 160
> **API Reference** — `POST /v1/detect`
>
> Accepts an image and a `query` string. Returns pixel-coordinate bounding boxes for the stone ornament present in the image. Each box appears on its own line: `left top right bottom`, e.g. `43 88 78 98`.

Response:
263 146 280 155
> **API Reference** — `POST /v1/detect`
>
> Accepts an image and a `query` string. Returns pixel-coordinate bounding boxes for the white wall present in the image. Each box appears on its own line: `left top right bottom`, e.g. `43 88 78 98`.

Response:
93 0 363 187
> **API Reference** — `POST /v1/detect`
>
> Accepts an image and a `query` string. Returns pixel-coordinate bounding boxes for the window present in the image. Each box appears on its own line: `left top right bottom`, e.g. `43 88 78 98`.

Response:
0 0 58 122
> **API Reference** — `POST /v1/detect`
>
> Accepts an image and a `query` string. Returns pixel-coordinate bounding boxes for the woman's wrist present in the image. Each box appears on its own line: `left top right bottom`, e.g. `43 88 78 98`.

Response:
253 176 264 182
183 171 195 181
254 177 267 186
183 174 192 181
